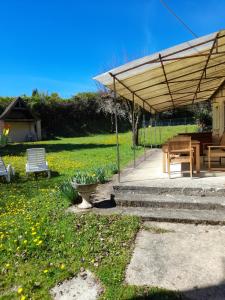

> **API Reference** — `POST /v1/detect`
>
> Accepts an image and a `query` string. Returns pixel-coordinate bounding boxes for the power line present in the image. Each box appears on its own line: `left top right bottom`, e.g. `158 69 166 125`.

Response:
159 0 198 38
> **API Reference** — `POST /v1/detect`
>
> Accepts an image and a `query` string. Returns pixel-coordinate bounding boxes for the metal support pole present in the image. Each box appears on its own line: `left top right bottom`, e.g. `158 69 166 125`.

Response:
143 101 146 160
159 120 162 145
154 115 157 148
150 117 152 148
113 76 120 182
132 92 136 168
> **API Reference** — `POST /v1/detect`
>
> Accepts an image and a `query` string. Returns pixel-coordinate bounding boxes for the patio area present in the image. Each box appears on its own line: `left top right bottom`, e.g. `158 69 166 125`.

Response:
94 29 225 191
116 149 225 190
93 30 225 223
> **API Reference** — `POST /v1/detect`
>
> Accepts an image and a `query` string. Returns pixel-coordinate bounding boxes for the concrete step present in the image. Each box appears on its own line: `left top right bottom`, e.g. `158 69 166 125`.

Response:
114 193 225 210
113 184 225 197
92 206 225 225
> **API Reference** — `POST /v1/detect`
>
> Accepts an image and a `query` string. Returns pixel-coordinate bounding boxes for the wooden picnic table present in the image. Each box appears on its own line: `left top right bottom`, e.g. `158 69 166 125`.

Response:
162 139 200 174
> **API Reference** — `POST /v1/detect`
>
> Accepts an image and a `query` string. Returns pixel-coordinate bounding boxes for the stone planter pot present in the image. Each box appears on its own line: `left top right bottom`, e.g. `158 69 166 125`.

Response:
71 182 98 209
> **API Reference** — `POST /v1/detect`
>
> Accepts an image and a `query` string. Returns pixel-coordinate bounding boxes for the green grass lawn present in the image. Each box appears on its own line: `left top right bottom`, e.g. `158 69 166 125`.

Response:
0 129 191 300
139 124 198 147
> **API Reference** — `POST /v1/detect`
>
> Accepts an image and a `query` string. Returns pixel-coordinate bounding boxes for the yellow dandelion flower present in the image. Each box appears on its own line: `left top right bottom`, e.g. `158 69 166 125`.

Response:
31 232 36 235
43 269 48 273
23 240 27 244
6 263 10 268
17 287 23 294
60 264 65 270
20 296 26 300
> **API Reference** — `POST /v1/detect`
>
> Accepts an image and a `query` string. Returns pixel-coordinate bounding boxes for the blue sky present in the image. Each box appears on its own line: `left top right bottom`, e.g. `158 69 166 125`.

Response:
0 0 225 98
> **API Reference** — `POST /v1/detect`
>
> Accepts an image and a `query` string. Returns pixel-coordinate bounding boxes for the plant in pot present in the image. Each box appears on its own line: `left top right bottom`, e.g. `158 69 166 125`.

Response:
71 168 106 209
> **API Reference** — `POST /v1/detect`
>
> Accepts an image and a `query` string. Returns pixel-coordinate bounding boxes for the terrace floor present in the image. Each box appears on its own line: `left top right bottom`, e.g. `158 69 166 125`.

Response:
117 149 225 190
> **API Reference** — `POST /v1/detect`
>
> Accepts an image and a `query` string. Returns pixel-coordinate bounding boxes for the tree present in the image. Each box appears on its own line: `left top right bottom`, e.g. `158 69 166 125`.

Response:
122 99 142 146
97 90 142 145
50 92 60 102
97 91 126 132
32 89 39 97
193 101 212 130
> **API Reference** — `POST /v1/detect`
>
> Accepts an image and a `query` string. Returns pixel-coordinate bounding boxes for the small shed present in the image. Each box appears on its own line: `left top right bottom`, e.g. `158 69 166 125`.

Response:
0 97 41 142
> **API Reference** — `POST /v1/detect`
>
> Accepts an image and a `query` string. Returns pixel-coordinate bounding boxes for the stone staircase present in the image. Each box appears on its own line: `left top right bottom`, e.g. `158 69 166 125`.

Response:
111 185 225 224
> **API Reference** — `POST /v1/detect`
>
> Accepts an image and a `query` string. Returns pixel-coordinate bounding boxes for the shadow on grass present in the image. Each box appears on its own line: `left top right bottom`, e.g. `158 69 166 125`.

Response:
0 170 61 186
127 282 225 300
1 143 116 156
30 170 60 179
128 294 181 300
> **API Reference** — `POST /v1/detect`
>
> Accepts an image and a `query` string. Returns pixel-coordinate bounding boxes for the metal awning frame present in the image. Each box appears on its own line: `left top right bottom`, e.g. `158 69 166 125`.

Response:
96 31 225 182
106 32 225 114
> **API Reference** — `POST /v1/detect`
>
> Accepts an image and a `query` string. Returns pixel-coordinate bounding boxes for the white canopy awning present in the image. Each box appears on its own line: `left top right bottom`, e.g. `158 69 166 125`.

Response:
93 30 225 114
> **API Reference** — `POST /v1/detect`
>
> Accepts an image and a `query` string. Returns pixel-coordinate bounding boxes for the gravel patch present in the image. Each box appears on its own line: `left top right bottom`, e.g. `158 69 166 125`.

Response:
51 270 103 300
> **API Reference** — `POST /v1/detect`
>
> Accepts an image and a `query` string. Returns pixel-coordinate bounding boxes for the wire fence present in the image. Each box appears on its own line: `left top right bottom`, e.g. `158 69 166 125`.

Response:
138 118 198 148
148 117 195 127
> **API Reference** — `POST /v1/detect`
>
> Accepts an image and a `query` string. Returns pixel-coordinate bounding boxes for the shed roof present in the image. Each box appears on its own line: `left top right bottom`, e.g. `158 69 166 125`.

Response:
94 30 225 114
0 97 37 121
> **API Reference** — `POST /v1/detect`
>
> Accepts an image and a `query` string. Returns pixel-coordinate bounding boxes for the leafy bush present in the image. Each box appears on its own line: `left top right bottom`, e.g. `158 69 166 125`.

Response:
0 92 131 139
195 108 211 123
59 180 79 204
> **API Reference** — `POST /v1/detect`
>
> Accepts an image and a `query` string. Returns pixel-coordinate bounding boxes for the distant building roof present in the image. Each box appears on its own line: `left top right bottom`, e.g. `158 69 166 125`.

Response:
0 97 38 121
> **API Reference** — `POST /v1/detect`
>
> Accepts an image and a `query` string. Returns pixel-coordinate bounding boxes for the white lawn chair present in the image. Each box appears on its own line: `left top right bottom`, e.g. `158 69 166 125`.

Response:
26 148 51 178
0 157 15 183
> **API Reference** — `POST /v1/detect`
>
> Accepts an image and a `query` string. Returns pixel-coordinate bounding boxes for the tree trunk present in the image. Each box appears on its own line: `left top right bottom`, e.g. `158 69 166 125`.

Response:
133 112 141 146
110 114 114 133
134 127 139 146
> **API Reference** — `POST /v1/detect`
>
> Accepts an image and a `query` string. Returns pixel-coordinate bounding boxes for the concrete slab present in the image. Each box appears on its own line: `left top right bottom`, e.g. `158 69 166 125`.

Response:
126 222 225 300
50 270 103 300
119 150 225 190
68 204 225 225
115 193 225 210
